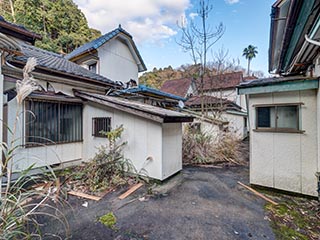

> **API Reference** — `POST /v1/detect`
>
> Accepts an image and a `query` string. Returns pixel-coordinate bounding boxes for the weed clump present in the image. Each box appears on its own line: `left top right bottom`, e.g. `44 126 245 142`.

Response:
99 212 117 229
74 125 136 193
182 124 246 165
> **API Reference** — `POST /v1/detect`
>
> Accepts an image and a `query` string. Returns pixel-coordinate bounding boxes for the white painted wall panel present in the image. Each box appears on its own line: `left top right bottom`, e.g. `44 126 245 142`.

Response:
250 131 274 188
98 39 138 82
273 133 301 192
248 90 318 196
300 90 318 196
83 103 164 180
162 123 182 179
221 113 246 139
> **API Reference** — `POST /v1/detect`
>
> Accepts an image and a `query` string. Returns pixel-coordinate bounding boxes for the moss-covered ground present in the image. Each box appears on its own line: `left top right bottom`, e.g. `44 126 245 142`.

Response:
263 192 319 240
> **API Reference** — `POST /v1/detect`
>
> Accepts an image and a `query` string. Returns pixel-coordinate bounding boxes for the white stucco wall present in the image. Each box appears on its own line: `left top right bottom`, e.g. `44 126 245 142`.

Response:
83 102 180 180
221 112 247 139
162 123 183 179
249 90 318 196
98 38 138 83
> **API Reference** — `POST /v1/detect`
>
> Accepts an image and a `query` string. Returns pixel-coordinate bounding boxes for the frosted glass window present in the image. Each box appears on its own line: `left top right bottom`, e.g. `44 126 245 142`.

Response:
277 106 298 129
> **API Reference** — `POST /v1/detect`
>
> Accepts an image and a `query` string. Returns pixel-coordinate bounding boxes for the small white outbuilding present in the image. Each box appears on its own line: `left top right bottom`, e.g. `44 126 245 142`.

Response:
76 91 194 181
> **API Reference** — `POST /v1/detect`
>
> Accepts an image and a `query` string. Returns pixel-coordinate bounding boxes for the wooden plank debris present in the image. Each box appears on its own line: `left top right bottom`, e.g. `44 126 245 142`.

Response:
118 183 143 200
198 165 223 169
237 181 278 205
68 191 100 201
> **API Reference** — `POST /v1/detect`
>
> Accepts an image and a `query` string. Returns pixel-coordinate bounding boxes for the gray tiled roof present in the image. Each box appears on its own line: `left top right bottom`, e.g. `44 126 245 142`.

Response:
0 15 42 43
10 44 118 86
237 76 316 88
75 91 194 123
65 26 146 72
65 27 128 60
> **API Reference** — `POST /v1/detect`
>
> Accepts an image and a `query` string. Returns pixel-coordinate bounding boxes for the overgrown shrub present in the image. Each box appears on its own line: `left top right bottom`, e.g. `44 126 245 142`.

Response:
183 124 245 165
78 125 136 192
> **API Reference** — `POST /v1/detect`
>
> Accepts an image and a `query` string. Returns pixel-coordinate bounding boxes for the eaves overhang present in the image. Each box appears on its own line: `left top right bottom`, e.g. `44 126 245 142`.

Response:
281 0 318 73
237 77 319 95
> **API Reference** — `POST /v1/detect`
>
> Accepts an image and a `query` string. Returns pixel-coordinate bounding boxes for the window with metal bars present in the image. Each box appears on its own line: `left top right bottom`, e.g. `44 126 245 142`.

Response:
92 117 111 137
26 100 83 146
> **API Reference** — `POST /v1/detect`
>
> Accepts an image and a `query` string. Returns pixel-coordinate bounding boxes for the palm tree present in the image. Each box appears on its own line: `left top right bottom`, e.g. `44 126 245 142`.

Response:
242 45 258 75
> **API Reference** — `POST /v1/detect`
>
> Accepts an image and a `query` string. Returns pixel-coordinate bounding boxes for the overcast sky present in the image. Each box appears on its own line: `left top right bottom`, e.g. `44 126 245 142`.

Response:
74 0 275 75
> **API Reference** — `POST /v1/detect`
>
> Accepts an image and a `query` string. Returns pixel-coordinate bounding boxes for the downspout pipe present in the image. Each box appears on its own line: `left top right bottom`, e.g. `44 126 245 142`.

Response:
305 34 320 46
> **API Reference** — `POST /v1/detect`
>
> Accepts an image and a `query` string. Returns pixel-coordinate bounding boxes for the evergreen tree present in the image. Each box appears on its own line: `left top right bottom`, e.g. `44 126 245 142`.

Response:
0 0 101 53
242 45 258 76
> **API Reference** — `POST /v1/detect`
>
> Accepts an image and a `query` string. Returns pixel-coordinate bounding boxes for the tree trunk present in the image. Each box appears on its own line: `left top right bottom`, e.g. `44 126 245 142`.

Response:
247 59 251 76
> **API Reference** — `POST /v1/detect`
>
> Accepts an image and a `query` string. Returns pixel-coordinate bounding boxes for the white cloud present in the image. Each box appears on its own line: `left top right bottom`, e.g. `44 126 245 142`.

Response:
225 0 240 4
74 0 190 44
189 12 198 19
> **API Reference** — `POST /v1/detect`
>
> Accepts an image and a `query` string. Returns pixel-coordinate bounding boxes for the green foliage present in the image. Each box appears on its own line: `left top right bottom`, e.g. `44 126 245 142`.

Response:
242 45 258 61
139 64 200 89
242 45 258 75
99 212 117 229
80 125 135 192
0 0 101 53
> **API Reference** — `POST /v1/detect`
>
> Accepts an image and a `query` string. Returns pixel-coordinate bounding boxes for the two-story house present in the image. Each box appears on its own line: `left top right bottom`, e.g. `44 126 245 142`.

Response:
0 18 193 181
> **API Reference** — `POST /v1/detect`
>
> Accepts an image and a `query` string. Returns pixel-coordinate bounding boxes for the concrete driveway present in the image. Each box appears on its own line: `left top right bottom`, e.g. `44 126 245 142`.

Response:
40 166 275 240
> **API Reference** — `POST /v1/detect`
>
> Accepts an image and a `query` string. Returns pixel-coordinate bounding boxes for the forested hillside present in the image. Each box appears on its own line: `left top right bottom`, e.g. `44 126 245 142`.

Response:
139 64 265 89
0 0 101 53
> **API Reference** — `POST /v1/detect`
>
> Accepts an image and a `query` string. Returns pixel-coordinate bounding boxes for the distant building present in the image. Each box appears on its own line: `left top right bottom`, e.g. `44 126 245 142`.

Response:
161 72 248 139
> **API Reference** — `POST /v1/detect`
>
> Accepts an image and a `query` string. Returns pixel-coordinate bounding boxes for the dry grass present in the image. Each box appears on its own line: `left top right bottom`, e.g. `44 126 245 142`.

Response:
182 125 247 165
1 58 69 239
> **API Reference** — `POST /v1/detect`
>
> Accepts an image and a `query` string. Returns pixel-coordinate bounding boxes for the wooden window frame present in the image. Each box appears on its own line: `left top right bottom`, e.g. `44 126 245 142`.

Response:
92 117 111 137
254 103 304 134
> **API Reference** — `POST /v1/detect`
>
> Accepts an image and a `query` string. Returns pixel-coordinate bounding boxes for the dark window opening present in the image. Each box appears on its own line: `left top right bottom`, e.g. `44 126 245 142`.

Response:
26 100 83 145
257 107 271 127
89 62 97 73
92 117 111 137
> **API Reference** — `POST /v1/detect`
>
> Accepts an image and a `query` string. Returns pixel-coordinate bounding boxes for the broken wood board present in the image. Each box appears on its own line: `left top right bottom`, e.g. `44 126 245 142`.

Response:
118 183 143 200
237 181 278 205
198 165 223 169
68 191 100 201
